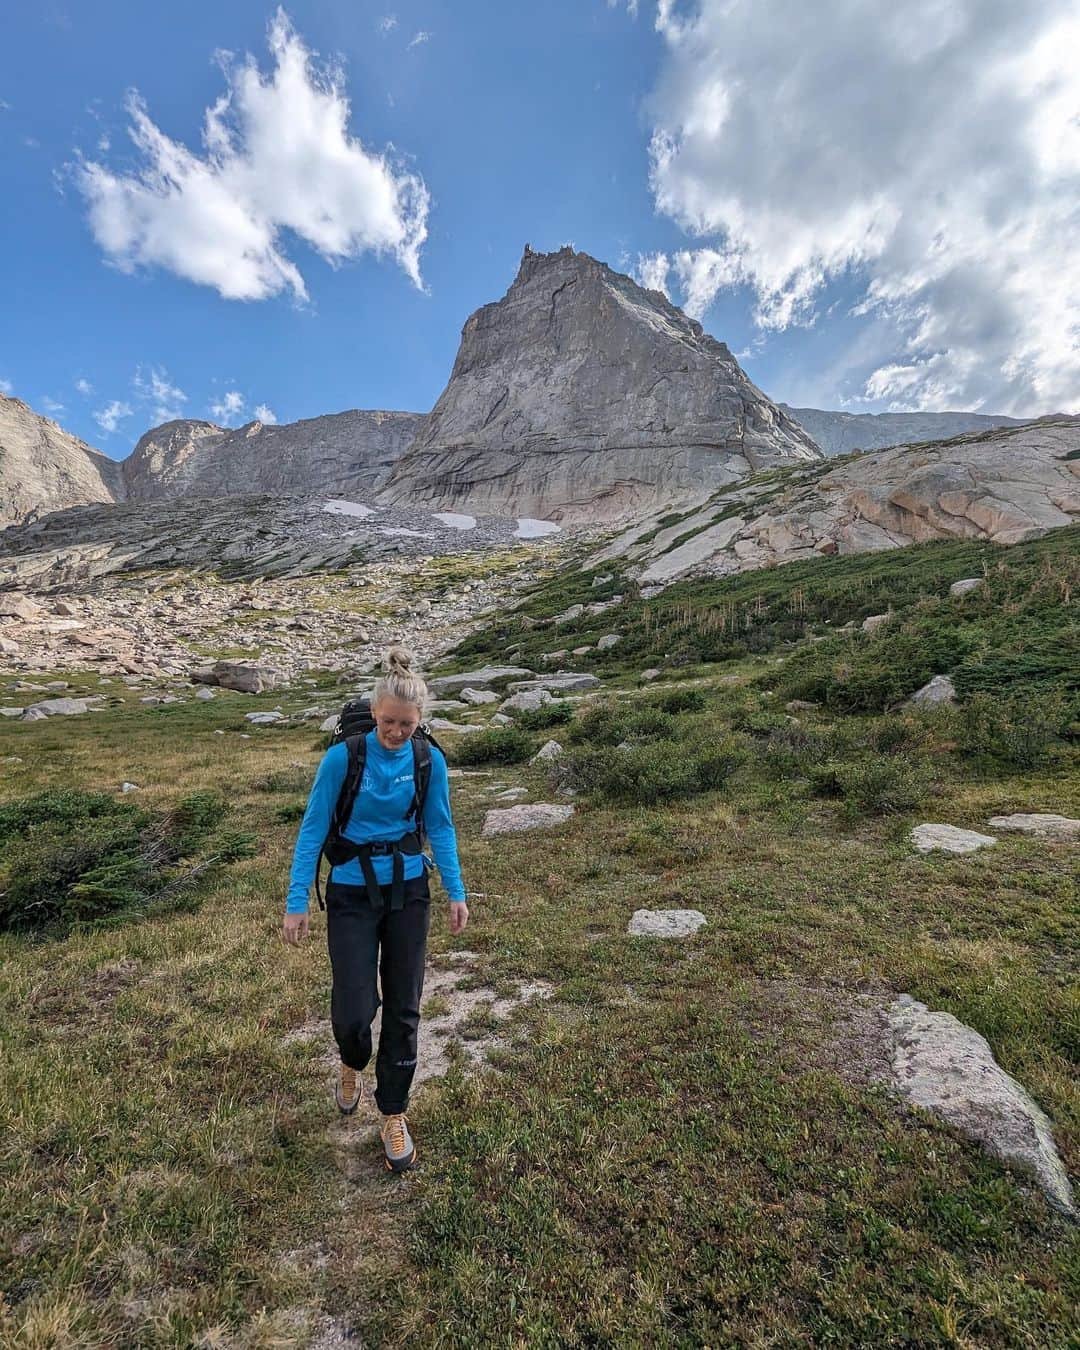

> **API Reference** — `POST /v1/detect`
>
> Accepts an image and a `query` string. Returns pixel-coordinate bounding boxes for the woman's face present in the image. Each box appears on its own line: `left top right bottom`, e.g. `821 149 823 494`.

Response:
373 694 421 750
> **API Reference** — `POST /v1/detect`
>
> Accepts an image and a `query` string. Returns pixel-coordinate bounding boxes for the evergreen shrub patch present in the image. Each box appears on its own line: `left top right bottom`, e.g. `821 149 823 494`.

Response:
450 728 535 766
0 789 255 935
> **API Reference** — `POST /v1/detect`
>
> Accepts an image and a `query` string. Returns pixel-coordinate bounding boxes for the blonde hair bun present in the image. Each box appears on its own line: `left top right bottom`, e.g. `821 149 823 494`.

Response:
374 644 428 714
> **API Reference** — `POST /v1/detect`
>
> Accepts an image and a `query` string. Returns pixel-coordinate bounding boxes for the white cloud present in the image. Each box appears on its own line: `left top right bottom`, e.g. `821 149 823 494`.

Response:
75 377 93 395
607 1 640 16
97 134 110 152
253 403 278 424
210 389 246 425
76 8 430 302
644 0 1080 414
134 365 187 422
93 400 133 434
634 252 671 298
41 396 66 415
0 378 14 395
408 31 431 48
378 15 398 34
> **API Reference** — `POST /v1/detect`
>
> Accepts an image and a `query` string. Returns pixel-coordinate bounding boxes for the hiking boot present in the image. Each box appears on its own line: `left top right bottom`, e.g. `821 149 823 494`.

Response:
381 1113 417 1172
335 1063 364 1115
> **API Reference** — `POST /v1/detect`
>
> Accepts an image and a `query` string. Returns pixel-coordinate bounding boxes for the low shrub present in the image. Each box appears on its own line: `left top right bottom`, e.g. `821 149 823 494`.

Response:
694 738 749 789
819 754 933 817
0 789 255 935
957 692 1066 769
558 735 746 804
450 728 535 766
514 701 574 731
652 688 707 714
566 703 679 747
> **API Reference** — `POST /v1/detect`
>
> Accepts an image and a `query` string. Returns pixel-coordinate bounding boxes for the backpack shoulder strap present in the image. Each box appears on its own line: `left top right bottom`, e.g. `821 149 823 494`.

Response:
407 733 434 834
331 733 367 841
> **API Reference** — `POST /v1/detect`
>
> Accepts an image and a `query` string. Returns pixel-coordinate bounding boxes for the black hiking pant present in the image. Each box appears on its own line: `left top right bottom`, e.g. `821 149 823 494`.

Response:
325 874 431 1115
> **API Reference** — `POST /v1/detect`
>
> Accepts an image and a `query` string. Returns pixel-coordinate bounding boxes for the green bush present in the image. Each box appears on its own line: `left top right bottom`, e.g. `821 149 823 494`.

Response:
822 754 933 817
0 788 254 935
694 738 748 789
559 745 702 804
565 703 627 747
957 692 1066 769
653 688 707 714
451 728 535 766
514 701 574 731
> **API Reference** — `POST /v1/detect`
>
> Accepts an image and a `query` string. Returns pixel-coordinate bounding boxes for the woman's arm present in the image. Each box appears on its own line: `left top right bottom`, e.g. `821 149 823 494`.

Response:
422 747 467 902
285 742 349 914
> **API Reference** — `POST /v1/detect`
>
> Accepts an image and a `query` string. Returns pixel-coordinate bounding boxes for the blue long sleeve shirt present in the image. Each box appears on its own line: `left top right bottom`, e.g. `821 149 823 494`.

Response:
286 732 466 913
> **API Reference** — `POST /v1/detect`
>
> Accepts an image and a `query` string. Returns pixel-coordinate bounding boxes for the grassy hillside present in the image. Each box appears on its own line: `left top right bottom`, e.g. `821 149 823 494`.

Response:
0 528 1077 1346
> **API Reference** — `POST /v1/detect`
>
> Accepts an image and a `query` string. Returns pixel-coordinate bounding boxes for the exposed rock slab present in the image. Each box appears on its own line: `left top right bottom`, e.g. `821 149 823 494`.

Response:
506 673 599 694
481 803 575 836
381 245 820 522
986 813 1080 841
888 995 1074 1213
428 666 534 695
627 909 707 938
780 405 1027 457
911 824 997 854
0 394 124 527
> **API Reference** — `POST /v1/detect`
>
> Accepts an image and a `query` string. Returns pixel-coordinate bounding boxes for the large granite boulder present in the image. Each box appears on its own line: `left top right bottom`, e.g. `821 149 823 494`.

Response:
380 245 821 522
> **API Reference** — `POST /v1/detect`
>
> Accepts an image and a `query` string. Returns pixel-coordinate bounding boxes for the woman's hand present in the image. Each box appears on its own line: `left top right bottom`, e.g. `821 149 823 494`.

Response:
283 912 310 945
449 901 469 935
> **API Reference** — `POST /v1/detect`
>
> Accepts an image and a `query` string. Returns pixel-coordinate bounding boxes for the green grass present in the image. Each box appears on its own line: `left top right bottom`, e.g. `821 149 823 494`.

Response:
1 535 1078 1347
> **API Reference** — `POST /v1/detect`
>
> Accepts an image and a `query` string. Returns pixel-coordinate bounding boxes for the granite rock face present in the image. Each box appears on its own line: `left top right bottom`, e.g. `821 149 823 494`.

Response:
123 410 424 502
381 245 821 521
595 417 1080 586
0 394 125 527
781 405 1028 457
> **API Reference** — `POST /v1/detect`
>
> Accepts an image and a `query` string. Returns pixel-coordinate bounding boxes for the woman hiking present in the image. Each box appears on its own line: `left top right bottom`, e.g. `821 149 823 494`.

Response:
282 646 468 1172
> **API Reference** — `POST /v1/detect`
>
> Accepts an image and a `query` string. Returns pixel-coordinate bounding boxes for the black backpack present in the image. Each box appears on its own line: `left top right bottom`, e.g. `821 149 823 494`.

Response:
313 698 443 910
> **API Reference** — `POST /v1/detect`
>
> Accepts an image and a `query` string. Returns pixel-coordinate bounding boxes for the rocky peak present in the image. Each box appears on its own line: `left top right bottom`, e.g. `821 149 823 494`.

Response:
0 393 125 527
381 245 821 521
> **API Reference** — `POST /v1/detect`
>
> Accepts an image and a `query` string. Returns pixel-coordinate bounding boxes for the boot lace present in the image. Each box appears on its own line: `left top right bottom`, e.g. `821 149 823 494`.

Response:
384 1113 409 1153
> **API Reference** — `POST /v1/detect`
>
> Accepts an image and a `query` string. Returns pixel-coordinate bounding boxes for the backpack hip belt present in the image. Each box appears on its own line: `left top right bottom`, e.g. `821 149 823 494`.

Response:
324 831 425 911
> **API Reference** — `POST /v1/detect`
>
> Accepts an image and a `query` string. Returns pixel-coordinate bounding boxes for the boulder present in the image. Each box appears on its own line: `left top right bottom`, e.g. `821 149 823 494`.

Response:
640 668 661 682
949 578 984 598
911 823 996 854
195 686 217 701
506 673 600 694
428 717 484 734
596 634 622 650
861 612 892 634
428 666 533 695
481 803 575 837
193 661 286 694
531 739 564 763
908 674 957 706
0 636 20 655
628 909 708 938
986 813 1080 842
0 592 44 622
21 697 93 719
500 689 554 714
245 711 285 724
554 604 586 625
541 650 568 665
888 996 1074 1213
460 687 498 706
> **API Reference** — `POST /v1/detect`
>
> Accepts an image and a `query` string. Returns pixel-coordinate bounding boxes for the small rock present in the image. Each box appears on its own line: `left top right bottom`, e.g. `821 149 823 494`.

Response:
195 686 216 701
245 711 285 725
553 604 585 625
592 574 613 587
490 713 514 727
428 717 484 734
986 813 1080 841
495 787 529 800
481 803 575 837
908 674 957 706
862 612 892 633
785 699 818 713
121 782 139 793
541 650 569 665
911 823 996 854
888 996 1074 1213
949 578 984 598
0 593 44 622
640 668 661 682
506 673 600 694
572 646 592 656
0 636 20 655
531 739 563 763
319 714 339 732
460 687 498 706
628 909 707 938
596 634 622 650
500 689 554 714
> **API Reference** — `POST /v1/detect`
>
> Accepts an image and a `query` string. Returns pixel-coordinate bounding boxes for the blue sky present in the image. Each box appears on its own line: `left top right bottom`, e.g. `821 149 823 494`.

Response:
1 1 1077 459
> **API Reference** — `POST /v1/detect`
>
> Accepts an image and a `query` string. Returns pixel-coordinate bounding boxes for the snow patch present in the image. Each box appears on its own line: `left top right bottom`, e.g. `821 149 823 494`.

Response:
322 500 375 518
515 518 561 539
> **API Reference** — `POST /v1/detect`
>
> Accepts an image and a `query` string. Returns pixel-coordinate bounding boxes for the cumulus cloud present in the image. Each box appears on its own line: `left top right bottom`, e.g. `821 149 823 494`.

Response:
75 377 93 395
408 31 431 48
76 8 430 301
253 403 278 424
210 389 247 425
135 365 187 422
635 252 671 297
0 378 14 395
608 1 640 15
93 400 133 434
378 15 398 34
643 0 1080 414
41 396 66 415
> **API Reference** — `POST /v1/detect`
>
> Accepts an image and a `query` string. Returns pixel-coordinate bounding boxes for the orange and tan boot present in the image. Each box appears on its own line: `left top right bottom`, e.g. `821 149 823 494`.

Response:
380 1113 417 1171
335 1062 365 1115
